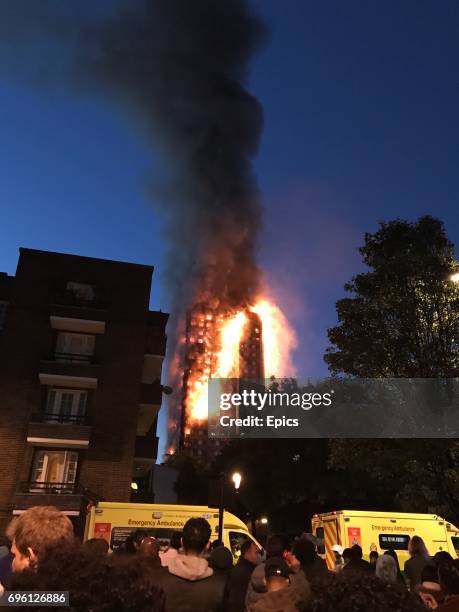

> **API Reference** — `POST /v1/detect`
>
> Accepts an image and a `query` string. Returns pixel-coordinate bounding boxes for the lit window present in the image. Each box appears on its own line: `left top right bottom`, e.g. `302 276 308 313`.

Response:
30 449 78 492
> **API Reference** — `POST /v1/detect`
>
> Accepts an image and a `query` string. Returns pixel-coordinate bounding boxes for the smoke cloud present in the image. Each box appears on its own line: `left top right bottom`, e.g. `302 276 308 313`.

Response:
0 0 267 311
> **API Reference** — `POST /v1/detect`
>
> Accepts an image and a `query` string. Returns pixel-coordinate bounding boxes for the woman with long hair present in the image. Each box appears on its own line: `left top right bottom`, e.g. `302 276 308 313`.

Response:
404 536 430 591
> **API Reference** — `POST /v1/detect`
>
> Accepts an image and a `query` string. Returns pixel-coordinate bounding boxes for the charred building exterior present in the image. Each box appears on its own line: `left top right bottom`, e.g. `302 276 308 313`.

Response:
0 248 168 533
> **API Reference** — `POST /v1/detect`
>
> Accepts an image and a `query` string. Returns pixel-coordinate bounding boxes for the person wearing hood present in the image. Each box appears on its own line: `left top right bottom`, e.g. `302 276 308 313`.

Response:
209 545 233 598
292 538 329 584
153 517 225 612
224 539 261 612
248 556 309 612
375 553 398 584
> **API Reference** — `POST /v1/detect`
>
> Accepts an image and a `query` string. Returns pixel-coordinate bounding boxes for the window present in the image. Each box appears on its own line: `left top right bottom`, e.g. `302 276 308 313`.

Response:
30 450 78 492
67 282 95 302
110 528 175 552
55 332 95 362
229 531 251 560
378 534 410 550
46 388 87 423
315 527 326 555
451 537 459 556
0 301 8 330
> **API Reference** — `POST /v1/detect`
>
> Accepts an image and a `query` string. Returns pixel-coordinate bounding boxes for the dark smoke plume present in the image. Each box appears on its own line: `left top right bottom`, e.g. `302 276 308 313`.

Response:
0 0 267 442
1 0 266 311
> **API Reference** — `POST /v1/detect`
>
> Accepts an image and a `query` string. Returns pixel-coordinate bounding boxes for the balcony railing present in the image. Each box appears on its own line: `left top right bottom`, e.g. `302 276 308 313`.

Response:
54 352 95 364
30 412 90 426
51 290 108 310
18 481 79 495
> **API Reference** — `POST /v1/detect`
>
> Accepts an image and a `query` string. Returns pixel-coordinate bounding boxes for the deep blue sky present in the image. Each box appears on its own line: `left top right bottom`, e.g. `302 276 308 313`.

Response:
1 1 458 454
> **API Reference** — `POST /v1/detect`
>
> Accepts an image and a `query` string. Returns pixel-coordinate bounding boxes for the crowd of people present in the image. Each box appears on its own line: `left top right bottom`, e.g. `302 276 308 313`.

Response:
0 506 458 611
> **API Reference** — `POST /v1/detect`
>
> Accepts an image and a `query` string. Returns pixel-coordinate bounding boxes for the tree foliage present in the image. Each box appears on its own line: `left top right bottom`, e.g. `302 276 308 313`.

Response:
325 216 459 377
325 216 459 523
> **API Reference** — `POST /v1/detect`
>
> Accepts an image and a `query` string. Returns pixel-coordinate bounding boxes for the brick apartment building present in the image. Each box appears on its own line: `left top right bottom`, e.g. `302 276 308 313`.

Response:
0 248 168 534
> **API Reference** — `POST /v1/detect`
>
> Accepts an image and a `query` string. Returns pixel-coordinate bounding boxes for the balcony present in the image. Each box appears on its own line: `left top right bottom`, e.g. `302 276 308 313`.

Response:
30 412 90 426
27 413 92 448
13 481 84 513
51 289 108 311
39 354 99 389
137 382 161 435
18 481 78 494
50 315 105 335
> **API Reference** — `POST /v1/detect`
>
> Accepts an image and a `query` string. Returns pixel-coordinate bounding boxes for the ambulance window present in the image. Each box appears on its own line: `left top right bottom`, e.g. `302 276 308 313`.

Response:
379 534 410 550
451 537 459 556
110 527 174 551
316 528 325 555
229 531 250 559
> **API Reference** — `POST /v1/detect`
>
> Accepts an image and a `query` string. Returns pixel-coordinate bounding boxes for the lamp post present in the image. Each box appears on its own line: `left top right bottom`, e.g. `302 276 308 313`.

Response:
217 471 243 543
450 273 459 283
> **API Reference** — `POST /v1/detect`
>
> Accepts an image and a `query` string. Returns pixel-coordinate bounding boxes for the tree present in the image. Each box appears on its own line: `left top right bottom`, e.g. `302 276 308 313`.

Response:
325 216 459 523
325 216 459 377
165 450 210 504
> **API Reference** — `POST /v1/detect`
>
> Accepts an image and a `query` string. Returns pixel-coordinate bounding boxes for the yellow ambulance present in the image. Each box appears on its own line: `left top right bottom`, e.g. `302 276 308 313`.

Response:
312 510 459 569
84 502 260 561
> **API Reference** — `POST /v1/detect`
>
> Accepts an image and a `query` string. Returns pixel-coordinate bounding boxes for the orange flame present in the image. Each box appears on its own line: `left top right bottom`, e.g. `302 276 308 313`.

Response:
251 298 297 378
216 310 247 377
184 297 296 427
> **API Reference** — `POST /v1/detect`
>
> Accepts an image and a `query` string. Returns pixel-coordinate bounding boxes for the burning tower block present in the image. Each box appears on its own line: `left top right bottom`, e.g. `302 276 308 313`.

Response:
180 306 264 463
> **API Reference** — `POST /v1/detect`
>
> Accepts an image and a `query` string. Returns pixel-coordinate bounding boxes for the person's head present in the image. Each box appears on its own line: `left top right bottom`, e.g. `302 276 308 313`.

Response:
439 559 459 596
292 537 315 566
83 538 109 556
421 563 440 585
181 518 211 556
342 548 353 564
124 530 148 555
369 550 379 564
307 572 426 612
302 533 318 552
375 554 397 584
350 544 363 560
408 536 429 559
384 549 401 570
265 534 290 559
11 543 166 612
332 544 344 561
209 546 233 572
264 556 290 593
433 551 454 569
241 539 260 565
138 536 160 564
169 532 182 552
6 506 74 572
211 539 223 550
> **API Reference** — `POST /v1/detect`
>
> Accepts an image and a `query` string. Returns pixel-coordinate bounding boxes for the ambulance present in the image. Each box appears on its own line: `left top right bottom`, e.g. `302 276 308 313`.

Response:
84 502 260 561
312 510 459 569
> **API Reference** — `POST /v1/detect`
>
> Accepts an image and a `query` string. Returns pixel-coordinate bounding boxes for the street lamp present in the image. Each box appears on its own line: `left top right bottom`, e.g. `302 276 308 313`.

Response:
260 517 268 525
232 472 242 491
450 273 459 283
218 471 243 542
